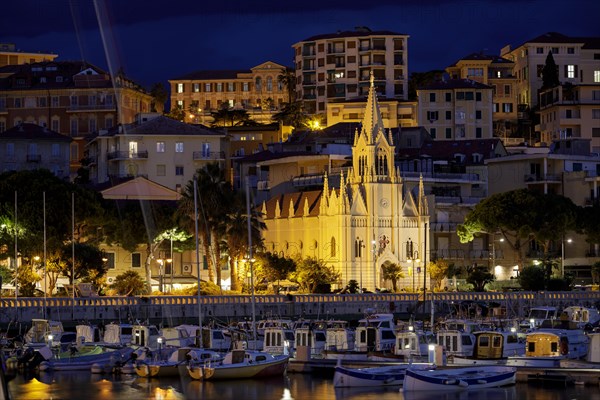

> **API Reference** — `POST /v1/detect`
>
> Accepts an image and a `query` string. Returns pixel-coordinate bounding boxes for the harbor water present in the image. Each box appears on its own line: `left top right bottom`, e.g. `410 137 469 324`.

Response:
6 370 600 400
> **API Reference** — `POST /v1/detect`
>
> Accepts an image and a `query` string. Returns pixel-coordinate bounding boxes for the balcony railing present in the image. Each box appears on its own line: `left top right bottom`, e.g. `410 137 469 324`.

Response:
192 151 225 161
524 174 561 183
67 104 116 111
107 151 148 160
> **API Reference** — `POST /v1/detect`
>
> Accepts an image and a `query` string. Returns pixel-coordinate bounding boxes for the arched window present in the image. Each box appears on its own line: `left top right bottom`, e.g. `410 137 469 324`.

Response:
266 76 273 91
255 77 262 92
330 237 336 258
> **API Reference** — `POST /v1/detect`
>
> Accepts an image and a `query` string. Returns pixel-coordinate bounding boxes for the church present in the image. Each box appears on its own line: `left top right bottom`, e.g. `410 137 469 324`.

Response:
260 74 430 292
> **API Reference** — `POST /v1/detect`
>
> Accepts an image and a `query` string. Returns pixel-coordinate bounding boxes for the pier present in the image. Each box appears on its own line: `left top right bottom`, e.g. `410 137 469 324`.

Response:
2 291 600 330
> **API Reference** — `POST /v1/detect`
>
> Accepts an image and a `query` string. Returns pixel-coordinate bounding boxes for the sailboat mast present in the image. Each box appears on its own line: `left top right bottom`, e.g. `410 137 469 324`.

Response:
193 177 203 344
246 177 257 346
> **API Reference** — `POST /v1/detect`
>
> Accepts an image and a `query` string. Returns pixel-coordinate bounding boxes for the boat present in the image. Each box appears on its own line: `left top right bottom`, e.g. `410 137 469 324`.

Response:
451 329 525 365
392 323 435 362
402 365 516 392
323 313 396 360
519 306 559 331
294 320 327 358
562 305 600 329
333 361 433 387
187 349 289 380
507 319 589 367
37 345 134 371
263 325 295 355
134 346 223 378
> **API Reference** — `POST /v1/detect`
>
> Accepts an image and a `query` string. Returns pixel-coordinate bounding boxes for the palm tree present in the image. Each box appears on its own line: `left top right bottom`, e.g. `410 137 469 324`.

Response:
271 101 309 130
177 163 233 285
221 197 266 291
277 68 296 104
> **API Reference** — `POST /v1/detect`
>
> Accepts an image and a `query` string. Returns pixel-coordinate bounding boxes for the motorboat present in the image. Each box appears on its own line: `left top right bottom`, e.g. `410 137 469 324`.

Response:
37 344 134 371
402 365 516 392
188 349 288 380
134 346 222 378
333 361 433 387
451 329 525 365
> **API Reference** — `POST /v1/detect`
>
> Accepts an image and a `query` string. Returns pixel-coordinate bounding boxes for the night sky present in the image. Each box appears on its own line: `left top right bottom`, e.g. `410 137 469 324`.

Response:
2 0 599 89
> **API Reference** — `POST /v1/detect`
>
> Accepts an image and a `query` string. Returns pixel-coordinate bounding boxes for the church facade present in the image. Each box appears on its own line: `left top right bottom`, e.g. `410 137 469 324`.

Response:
261 75 430 292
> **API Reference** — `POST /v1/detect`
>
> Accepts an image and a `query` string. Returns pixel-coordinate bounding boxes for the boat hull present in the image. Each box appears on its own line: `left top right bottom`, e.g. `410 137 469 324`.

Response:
39 347 134 372
333 365 407 387
197 355 289 380
402 366 516 392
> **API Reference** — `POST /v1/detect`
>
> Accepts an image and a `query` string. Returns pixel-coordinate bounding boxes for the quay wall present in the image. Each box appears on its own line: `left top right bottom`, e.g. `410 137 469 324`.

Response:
1 291 599 329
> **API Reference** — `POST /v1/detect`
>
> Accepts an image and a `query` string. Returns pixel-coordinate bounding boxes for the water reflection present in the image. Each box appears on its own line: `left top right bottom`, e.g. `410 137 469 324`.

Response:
401 386 518 400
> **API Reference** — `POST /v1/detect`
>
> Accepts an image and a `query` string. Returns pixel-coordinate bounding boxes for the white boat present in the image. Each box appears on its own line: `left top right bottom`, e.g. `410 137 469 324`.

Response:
263 325 295 355
187 349 289 380
562 305 600 329
451 330 525 365
402 365 516 392
393 324 435 362
134 346 222 378
333 361 433 387
507 319 589 367
294 320 327 358
520 306 559 331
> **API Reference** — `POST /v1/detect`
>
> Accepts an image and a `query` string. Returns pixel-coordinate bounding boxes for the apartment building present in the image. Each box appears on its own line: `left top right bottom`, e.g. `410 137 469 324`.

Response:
500 32 600 109
86 113 228 191
292 26 409 118
0 122 71 178
417 79 494 140
169 61 291 125
446 53 518 138
0 43 57 67
326 98 418 128
0 61 155 178
539 83 600 152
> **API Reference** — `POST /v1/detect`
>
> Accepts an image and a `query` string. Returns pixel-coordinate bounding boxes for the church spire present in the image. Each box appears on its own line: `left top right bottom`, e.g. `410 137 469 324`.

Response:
361 71 386 144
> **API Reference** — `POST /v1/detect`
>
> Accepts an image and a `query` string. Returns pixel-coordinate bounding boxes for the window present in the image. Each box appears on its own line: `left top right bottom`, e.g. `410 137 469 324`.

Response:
593 128 600 138
493 103 499 113
156 164 166 176
39 97 47 107
205 83 211 92
476 128 482 138
105 116 113 129
429 93 436 102
228 82 234 92
70 96 78 106
70 143 78 161
267 76 273 91
130 253 141 268
176 83 184 93
595 71 600 83
476 92 482 101
551 47 559 54
6 143 14 156
445 128 452 139
445 110 452 120
216 83 222 92
56 76 63 82
243 82 249 92
70 119 78 135
51 119 59 132
593 109 600 119
504 85 511 95
176 100 184 109
89 118 96 133
445 92 452 102
475 110 482 119
536 47 544 54
426 111 438 121
593 91 600 101
105 253 115 269
566 109 572 118
202 142 210 157
193 83 200 92
175 166 184 176
430 127 436 138
175 142 184 152
14 98 22 108
568 47 575 54
503 103 513 113
255 77 262 91
156 141 166 152
567 65 576 78
465 92 474 100
456 92 464 100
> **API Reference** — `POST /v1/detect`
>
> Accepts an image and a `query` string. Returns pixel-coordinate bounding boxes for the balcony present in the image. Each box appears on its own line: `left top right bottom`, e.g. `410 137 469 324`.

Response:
524 174 561 183
26 154 41 162
67 104 117 112
107 151 149 160
192 151 225 161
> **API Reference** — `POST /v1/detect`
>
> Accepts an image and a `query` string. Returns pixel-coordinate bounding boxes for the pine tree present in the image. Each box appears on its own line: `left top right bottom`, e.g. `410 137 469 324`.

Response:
542 51 560 89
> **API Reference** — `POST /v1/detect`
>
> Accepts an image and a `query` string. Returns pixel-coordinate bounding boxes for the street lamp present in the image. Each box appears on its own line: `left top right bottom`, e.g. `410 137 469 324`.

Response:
561 238 572 278
372 240 377 292
166 258 173 293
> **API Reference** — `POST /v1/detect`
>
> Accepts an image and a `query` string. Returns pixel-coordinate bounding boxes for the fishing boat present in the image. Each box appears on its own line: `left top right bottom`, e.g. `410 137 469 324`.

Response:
451 329 525 365
38 345 134 371
134 346 222 378
402 365 516 392
187 349 289 380
332 361 433 387
507 319 589 367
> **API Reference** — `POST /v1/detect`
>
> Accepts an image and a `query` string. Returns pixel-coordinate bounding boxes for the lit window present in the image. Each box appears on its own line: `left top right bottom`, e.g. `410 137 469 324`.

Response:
156 141 165 153
193 83 200 92
243 82 249 92
567 65 575 79
177 83 184 93
216 83 222 92
205 83 211 92
594 71 600 83
175 142 184 152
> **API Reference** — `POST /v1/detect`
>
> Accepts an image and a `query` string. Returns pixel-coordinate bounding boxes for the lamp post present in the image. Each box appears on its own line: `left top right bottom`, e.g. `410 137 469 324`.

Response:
561 238 572 278
166 258 172 293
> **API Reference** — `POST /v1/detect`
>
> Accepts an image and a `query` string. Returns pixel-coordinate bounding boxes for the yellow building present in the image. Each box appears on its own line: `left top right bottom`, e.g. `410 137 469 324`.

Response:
417 79 494 141
169 61 291 125
261 75 430 292
446 53 518 138
326 98 418 128
0 43 57 67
